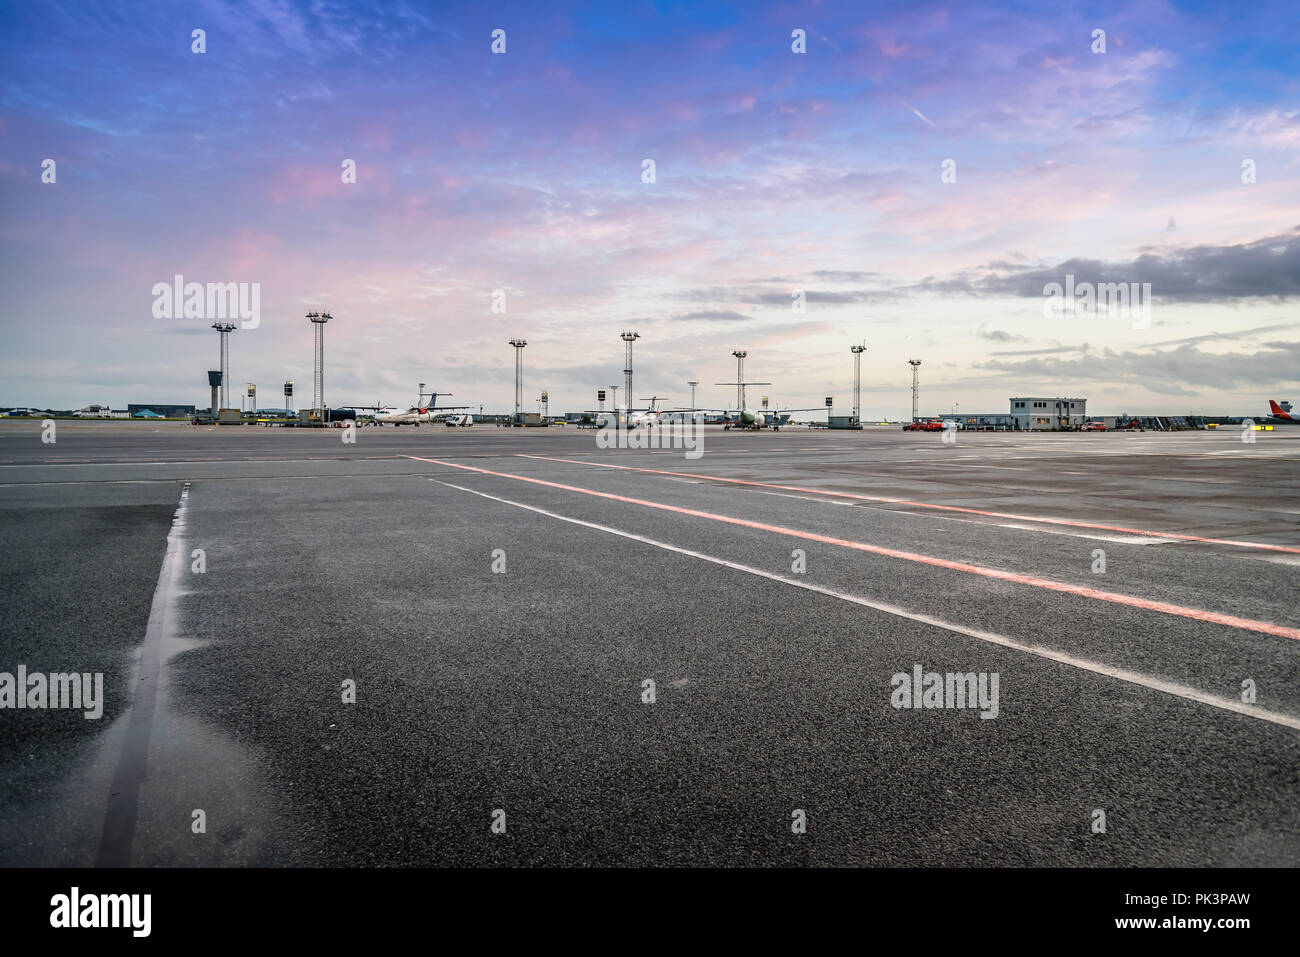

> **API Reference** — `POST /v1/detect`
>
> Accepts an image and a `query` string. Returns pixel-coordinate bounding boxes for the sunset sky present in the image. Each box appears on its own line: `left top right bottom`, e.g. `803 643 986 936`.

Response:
2 0 1298 416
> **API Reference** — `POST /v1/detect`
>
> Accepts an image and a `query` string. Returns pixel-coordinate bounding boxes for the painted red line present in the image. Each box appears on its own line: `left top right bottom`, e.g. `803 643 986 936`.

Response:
408 455 1300 642
517 454 1300 556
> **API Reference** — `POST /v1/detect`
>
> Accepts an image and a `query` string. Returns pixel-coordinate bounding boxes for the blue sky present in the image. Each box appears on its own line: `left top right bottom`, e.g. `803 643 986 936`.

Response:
1 0 1297 414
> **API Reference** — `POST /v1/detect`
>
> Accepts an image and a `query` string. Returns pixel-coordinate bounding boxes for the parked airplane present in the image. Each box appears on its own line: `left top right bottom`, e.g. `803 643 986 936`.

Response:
627 396 672 428
1266 400 1298 424
592 397 673 429
373 391 470 426
708 377 821 431
719 406 824 431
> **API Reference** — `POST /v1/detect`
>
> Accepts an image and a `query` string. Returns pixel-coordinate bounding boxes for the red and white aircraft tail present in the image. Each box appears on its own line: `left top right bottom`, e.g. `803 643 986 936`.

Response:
1268 400 1295 422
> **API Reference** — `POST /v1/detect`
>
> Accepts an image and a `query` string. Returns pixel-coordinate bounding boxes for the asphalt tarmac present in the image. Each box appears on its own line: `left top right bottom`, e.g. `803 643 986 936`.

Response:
1 419 1297 866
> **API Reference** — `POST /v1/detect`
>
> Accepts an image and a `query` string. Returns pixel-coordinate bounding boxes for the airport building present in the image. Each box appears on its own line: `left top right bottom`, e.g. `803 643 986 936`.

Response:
128 403 196 419
1010 397 1087 431
930 397 1090 431
947 412 1017 430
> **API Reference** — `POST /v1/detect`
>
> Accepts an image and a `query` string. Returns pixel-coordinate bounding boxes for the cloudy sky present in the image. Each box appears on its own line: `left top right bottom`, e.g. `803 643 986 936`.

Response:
1 0 1298 416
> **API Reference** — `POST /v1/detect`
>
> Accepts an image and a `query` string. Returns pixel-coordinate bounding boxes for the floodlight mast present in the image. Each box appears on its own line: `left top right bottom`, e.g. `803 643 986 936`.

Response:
716 349 770 417
307 311 332 417
731 350 747 411
621 331 640 418
908 359 922 422
851 342 867 423
509 339 527 423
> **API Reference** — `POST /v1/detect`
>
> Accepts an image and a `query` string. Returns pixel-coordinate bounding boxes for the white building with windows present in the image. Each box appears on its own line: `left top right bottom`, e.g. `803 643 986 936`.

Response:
1010 397 1087 430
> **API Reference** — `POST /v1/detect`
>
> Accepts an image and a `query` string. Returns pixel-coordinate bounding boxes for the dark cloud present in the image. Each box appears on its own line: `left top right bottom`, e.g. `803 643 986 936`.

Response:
672 310 752 322
976 326 1026 343
676 285 898 306
977 341 1300 395
1141 322 1297 349
988 344 1085 357
809 270 879 282
914 227 1300 302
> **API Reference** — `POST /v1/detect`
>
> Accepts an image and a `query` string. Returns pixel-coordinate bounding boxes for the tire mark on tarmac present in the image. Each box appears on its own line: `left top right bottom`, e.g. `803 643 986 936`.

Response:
94 482 190 867
431 478 1300 732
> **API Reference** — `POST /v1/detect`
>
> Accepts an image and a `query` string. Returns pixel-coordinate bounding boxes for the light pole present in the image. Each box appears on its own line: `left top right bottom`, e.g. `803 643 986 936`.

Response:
509 339 527 424
306 311 331 419
621 331 640 418
851 342 866 424
731 350 747 411
908 359 921 423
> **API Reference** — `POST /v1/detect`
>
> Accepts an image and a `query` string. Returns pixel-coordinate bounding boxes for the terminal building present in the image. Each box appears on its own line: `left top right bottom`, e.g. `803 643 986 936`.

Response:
1010 397 1087 431
933 397 1090 431
128 403 196 419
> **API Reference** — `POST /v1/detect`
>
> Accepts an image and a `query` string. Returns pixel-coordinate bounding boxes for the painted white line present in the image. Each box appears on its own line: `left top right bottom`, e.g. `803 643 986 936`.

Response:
518 454 1300 555
416 454 1300 639
745 493 1179 552
432 479 1300 732
995 523 1180 545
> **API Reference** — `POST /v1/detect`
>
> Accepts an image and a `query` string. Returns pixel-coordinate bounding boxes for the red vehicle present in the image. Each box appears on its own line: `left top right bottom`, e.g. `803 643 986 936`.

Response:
903 420 945 432
1084 421 1107 431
